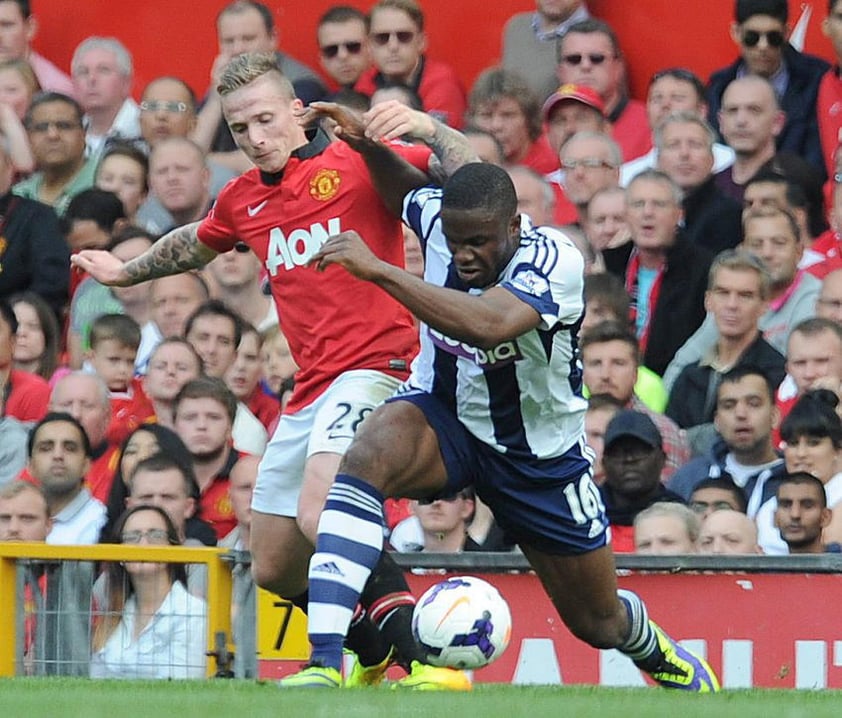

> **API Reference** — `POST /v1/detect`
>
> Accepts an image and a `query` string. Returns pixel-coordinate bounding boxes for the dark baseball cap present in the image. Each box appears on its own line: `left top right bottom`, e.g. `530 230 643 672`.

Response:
603 410 663 452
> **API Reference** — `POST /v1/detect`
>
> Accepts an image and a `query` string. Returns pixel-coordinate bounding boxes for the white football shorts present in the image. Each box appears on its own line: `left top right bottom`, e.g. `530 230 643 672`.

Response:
251 369 401 517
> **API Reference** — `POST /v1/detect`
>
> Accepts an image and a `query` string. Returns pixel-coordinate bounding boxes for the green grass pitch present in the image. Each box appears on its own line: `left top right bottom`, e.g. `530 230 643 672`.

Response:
4 679 842 718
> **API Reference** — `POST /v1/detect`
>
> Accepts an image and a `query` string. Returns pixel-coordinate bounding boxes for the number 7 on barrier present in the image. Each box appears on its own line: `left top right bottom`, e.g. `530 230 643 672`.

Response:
257 589 309 661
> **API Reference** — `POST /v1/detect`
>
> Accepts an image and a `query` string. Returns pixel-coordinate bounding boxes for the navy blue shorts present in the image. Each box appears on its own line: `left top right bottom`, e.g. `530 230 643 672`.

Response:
389 392 609 555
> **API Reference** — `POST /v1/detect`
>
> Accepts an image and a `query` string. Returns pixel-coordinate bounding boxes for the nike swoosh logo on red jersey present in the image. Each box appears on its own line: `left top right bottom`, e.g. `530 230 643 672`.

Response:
247 200 268 217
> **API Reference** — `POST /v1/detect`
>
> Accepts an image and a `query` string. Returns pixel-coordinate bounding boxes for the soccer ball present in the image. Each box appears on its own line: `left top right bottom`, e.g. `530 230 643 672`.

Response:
412 575 512 670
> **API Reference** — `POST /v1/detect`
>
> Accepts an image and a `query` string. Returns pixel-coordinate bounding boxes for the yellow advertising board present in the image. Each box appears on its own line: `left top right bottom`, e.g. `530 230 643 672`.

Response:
256 588 310 660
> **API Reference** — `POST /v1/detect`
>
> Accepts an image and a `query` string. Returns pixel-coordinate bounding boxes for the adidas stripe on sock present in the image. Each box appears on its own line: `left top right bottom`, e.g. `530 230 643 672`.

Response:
308 474 385 670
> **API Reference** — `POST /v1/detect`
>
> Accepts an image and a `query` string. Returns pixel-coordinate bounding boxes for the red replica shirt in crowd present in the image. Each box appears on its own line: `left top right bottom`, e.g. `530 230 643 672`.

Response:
609 524 635 553
610 98 652 163
805 229 842 280
522 134 560 176
197 130 429 413
6 369 50 422
87 442 121 504
199 448 240 541
817 68 842 180
247 387 280 432
107 378 155 446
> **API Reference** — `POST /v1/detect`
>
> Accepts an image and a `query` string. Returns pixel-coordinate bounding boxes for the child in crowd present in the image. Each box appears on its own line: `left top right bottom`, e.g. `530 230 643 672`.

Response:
87 313 154 445
259 325 297 412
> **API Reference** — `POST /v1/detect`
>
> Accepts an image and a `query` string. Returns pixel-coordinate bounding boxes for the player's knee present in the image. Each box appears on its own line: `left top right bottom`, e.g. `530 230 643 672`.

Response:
250 558 278 592
339 432 394 489
251 558 306 597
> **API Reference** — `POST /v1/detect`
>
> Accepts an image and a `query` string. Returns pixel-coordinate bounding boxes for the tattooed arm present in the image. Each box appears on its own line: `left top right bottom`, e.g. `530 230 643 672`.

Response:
359 100 478 183
299 101 479 216
415 117 479 185
71 222 218 286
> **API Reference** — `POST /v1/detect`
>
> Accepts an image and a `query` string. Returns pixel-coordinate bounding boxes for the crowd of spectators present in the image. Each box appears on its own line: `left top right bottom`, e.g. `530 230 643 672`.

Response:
1 0 842 680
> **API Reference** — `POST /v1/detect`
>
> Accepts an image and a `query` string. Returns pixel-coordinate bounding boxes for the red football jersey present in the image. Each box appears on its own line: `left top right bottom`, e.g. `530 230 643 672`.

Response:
86 442 121 505
609 523 635 553
107 378 156 446
6 370 50 423
197 132 429 412
247 387 280 431
201 476 236 541
198 448 241 541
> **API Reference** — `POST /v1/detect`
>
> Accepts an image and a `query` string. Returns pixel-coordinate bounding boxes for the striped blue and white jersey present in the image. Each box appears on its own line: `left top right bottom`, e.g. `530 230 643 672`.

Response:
401 185 587 460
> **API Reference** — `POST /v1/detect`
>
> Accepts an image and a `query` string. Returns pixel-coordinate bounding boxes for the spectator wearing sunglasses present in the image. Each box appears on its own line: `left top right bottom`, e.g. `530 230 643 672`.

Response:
15 91 97 217
706 0 829 180
354 0 466 129
391 489 478 553
556 18 650 163
317 6 372 93
502 0 590 105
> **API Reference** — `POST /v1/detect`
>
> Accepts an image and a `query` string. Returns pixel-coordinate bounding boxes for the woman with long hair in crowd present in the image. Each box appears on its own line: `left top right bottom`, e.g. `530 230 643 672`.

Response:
90 504 207 679
10 291 62 382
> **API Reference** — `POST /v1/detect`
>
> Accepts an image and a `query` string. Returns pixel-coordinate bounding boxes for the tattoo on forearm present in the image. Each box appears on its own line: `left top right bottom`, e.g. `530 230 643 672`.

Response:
426 156 447 186
427 121 480 179
123 223 216 283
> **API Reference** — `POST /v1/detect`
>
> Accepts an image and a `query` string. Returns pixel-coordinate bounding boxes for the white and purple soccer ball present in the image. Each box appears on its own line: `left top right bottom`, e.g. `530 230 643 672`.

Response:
412 575 512 670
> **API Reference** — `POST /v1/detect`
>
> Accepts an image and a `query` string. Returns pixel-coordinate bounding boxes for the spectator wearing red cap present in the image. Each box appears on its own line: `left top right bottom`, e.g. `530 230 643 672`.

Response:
543 83 609 224
543 83 607 157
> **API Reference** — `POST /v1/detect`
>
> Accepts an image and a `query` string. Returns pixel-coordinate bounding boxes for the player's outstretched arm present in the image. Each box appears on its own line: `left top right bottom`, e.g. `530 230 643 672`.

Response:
311 232 540 349
71 222 218 286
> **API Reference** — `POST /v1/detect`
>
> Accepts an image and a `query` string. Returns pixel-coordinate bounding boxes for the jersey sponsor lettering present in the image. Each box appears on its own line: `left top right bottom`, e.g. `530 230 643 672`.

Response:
427 327 522 368
266 217 341 275
197 137 430 411
403 187 587 459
